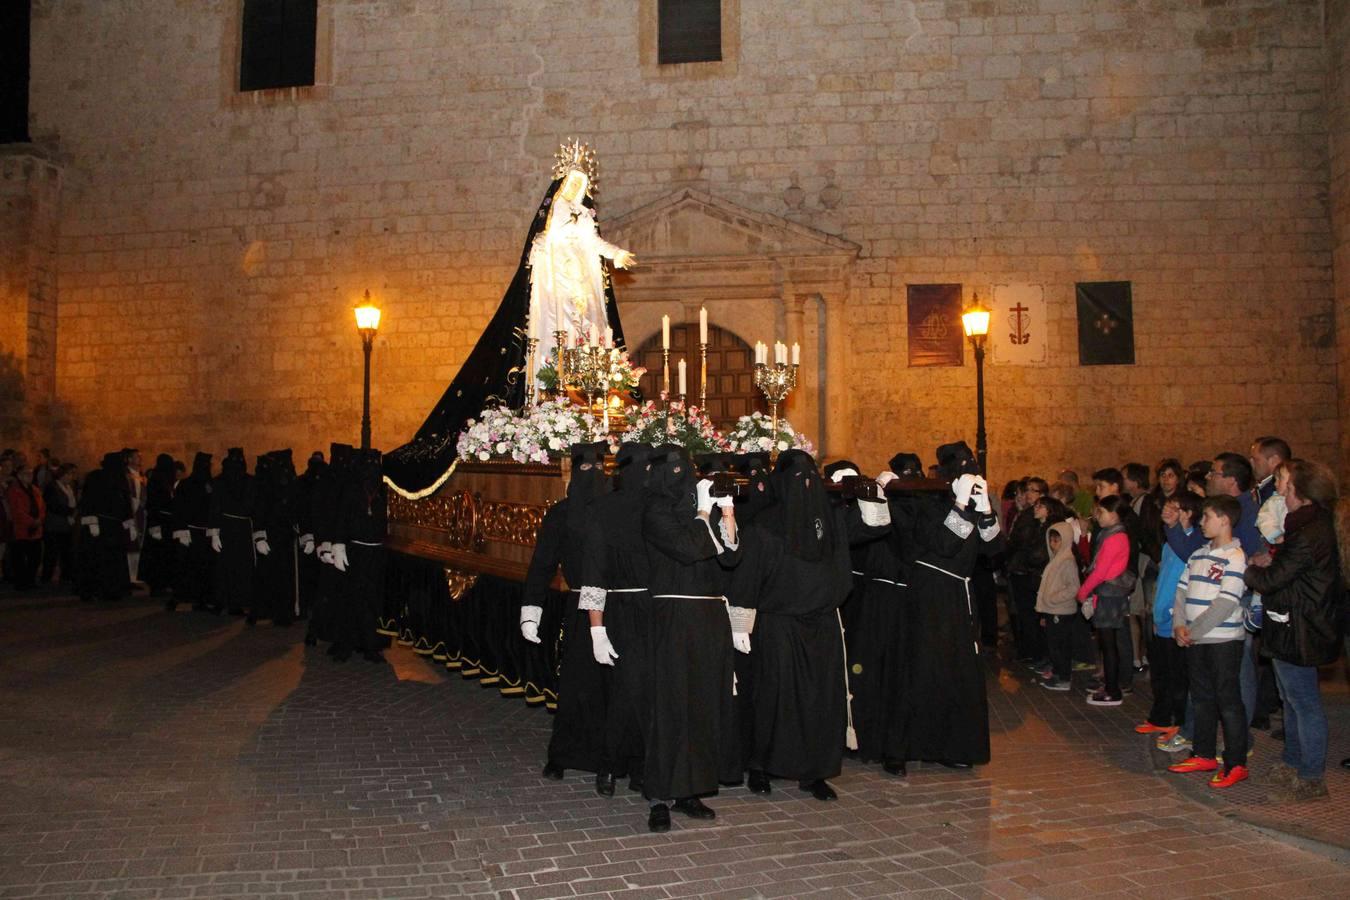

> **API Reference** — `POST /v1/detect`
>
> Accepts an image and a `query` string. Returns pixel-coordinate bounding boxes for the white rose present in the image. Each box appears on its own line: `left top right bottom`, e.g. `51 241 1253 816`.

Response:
477 450 491 461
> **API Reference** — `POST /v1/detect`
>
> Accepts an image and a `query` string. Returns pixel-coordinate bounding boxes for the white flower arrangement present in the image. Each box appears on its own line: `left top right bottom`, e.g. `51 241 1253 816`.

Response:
723 411 814 455
621 401 730 455
456 399 601 465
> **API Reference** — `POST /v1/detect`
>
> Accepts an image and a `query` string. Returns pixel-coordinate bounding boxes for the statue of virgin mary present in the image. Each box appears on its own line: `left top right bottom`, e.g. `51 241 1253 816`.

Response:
383 139 634 495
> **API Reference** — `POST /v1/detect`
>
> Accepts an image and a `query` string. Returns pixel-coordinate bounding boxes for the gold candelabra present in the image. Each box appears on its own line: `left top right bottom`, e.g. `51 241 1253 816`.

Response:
699 342 708 410
525 336 539 406
753 361 799 460
565 344 614 436
661 347 671 409
553 330 568 401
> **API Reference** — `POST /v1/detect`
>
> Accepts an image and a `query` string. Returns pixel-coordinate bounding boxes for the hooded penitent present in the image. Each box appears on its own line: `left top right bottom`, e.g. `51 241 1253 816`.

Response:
888 453 924 479
765 449 834 563
646 444 697 511
935 441 979 482
732 451 776 524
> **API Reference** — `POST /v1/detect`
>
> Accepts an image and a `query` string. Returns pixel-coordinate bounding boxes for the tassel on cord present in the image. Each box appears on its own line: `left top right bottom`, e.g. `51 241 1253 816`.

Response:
838 609 858 751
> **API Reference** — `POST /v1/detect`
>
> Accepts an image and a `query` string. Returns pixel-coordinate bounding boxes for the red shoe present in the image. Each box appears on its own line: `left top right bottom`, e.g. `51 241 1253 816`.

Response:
1208 766 1249 789
1168 756 1219 774
1135 722 1170 734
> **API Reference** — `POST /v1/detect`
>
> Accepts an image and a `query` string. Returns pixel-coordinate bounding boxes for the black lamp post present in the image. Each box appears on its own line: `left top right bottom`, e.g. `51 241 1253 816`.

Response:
355 290 381 451
961 295 991 477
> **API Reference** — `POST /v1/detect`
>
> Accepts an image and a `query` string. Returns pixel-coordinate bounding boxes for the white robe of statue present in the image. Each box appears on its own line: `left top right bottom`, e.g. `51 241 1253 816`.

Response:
528 171 634 349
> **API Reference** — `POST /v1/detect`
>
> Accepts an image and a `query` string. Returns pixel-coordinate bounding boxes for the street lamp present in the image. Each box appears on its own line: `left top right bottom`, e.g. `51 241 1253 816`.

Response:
961 294 991 477
355 291 382 451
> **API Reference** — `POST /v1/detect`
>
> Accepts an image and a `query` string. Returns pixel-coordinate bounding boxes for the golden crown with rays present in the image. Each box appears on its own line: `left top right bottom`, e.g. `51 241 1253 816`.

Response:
552 138 599 195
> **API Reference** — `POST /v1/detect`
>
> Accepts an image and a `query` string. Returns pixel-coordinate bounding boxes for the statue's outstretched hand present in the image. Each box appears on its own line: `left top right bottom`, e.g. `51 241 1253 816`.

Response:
613 250 637 270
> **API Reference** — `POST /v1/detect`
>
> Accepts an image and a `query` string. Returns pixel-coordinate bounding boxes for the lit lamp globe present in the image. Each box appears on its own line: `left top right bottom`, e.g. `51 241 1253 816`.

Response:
961 299 990 346
355 296 382 338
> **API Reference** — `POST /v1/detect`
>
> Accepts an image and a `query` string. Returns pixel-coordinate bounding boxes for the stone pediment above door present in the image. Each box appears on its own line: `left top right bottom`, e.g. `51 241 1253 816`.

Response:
606 188 859 266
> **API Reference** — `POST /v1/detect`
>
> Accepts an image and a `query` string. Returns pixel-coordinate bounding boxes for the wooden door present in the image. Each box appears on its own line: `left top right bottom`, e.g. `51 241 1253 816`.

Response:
633 324 761 430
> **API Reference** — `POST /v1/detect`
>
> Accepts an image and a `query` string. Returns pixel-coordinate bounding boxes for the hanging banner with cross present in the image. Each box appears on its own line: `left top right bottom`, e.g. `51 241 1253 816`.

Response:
991 283 1046 365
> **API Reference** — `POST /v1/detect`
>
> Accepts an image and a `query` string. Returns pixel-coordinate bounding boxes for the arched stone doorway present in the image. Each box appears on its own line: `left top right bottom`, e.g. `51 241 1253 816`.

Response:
632 323 760 430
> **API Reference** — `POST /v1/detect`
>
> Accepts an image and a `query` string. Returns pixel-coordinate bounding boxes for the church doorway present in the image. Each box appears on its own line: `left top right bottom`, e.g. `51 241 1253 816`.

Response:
632 323 761 431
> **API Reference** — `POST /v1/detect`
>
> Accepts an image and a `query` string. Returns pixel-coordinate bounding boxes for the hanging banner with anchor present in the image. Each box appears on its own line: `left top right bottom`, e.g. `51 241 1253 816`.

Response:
991 283 1047 366
1076 281 1135 366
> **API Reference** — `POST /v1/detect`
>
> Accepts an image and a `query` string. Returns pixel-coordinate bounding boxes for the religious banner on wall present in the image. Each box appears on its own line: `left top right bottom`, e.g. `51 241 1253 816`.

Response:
991 283 1047 365
906 283 964 367
1075 281 1135 366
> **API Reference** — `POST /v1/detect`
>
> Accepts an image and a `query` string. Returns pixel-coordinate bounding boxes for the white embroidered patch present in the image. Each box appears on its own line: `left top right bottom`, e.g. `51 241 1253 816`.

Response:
944 509 974 539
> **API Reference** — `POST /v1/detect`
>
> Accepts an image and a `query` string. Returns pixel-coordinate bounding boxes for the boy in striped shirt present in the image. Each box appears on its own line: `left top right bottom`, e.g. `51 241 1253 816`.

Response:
1167 495 1250 788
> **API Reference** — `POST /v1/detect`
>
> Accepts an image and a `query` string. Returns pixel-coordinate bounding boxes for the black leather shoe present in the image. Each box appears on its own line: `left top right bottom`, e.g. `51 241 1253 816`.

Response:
938 760 972 769
747 769 771 794
595 772 616 797
800 779 837 801
883 760 907 777
541 761 564 780
671 797 715 820
648 804 671 832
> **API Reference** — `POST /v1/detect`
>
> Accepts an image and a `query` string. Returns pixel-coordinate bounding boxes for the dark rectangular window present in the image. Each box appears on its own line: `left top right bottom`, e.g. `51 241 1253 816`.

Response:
239 0 317 92
658 0 721 65
0 0 31 143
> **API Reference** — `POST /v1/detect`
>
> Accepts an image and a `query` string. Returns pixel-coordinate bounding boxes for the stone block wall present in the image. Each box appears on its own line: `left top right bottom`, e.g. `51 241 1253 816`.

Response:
0 150 60 453
1330 0 1350 479
23 0 1343 483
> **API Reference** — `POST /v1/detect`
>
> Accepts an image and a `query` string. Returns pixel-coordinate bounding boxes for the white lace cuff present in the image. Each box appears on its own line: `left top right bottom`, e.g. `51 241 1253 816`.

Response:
717 517 739 551
726 604 756 634
859 498 891 527
578 586 607 612
944 509 974 539
520 604 543 626
978 519 1001 542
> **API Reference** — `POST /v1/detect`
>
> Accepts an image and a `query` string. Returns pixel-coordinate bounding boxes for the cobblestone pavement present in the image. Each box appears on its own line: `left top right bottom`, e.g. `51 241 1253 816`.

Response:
2 590 1348 899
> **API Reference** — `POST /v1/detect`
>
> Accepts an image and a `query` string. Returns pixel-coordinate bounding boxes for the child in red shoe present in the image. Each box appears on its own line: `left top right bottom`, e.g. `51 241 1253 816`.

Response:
1167 496 1250 788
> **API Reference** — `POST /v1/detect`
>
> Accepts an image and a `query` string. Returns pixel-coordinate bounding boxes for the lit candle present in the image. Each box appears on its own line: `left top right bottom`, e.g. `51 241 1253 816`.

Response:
757 342 766 365
678 358 687 395
792 342 800 365
662 315 670 350
776 342 786 365
565 322 575 347
588 323 598 347
603 326 613 348
699 307 708 344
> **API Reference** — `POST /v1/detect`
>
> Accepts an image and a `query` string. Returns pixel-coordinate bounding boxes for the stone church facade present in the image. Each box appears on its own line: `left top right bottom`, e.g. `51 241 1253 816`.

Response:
3 0 1349 482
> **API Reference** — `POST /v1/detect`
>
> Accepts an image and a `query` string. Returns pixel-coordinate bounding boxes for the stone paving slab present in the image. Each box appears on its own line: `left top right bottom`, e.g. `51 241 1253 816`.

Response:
1 589 1348 899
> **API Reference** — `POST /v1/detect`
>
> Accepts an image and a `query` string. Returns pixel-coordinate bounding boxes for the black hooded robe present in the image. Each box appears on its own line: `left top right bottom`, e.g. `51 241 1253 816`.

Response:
139 454 177 595
329 451 387 656
891 493 1001 766
641 449 742 802
209 452 256 616
253 451 300 625
76 454 133 602
171 453 214 609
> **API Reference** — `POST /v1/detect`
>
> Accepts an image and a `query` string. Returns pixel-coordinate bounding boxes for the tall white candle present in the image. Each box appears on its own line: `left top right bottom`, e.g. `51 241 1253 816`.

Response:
529 294 540 343
662 315 670 350
603 326 613 348
565 322 575 347
555 292 564 339
588 323 598 347
776 342 786 365
792 342 800 365
699 307 708 344
678 359 687 395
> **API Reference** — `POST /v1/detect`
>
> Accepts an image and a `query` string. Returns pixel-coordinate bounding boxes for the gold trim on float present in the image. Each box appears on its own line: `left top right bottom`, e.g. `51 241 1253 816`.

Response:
500 686 526 696
525 694 545 705
383 459 459 501
460 667 481 677
479 676 501 686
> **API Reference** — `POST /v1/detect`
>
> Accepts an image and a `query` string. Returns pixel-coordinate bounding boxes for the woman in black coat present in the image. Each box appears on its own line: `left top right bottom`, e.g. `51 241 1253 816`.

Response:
1244 459 1344 800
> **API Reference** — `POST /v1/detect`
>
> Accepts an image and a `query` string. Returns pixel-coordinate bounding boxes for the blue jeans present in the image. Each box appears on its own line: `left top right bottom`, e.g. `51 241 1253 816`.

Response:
1272 659 1328 780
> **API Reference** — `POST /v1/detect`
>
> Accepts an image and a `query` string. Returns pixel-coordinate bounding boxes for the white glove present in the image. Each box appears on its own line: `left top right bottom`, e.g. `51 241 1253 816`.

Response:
148 526 163 541
318 541 334 564
715 493 735 509
84 516 101 538
173 529 190 546
590 626 619 666
830 467 859 483
876 471 898 489
732 632 751 654
209 529 222 553
332 543 349 572
300 533 315 555
971 476 992 514
953 473 977 508
124 520 138 542
695 478 715 514
255 538 271 556
520 605 543 644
